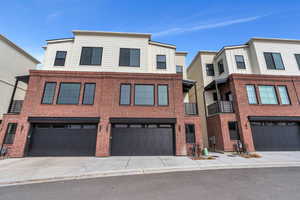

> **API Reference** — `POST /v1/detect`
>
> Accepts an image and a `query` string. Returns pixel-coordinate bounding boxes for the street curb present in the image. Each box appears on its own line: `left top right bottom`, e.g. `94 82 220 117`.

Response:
1 162 300 187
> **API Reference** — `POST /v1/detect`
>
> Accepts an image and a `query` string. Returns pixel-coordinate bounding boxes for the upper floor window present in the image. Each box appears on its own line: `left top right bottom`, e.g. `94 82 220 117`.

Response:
54 51 67 66
176 65 183 73
295 54 300 69
57 83 81 104
264 52 285 70
278 86 290 105
258 85 278 104
41 82 56 104
134 84 154 105
157 55 167 69
206 64 215 76
80 47 103 65
82 83 96 105
120 84 131 105
119 48 140 67
218 60 224 74
4 123 17 144
185 124 195 143
158 85 169 106
246 85 257 104
235 55 246 69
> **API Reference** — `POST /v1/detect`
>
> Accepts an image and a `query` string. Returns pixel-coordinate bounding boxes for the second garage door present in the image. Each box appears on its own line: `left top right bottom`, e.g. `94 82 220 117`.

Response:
111 124 175 156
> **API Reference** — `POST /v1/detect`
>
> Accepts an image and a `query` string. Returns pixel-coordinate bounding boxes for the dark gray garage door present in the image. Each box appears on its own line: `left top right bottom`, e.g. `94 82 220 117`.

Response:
111 124 175 156
251 122 300 151
27 123 97 156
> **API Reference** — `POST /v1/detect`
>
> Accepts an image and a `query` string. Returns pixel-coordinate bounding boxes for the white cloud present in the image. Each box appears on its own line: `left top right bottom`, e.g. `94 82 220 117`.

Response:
153 16 262 37
46 11 62 21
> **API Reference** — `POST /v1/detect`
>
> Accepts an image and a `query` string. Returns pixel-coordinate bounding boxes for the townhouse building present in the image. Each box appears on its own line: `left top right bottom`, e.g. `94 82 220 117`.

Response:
188 38 300 152
0 30 201 157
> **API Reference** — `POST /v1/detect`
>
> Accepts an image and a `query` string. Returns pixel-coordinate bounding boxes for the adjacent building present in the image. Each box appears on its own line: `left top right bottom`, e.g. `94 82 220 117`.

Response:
188 38 300 152
0 30 201 157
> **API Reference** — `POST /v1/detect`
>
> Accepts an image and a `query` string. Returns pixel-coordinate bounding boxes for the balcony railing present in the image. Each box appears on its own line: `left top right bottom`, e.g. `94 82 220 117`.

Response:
207 101 234 115
8 100 23 114
185 103 198 115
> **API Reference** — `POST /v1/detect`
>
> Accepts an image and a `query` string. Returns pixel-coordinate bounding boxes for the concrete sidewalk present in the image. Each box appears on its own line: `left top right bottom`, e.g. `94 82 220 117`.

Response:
0 152 300 187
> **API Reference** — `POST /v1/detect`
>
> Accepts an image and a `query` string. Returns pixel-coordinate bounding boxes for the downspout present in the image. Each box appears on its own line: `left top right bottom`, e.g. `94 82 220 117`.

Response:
193 82 199 115
7 79 19 113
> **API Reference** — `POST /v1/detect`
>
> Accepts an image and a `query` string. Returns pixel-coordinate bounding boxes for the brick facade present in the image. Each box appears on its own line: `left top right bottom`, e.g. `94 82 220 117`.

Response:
0 70 202 157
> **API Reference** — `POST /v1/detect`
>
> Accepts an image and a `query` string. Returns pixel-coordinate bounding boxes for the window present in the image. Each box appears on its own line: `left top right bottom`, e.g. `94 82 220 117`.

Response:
235 55 246 69
206 64 215 76
80 47 103 65
218 60 224 74
158 85 168 106
264 52 285 70
176 65 183 73
4 123 17 144
57 83 81 104
278 86 290 105
246 85 257 104
119 48 140 67
54 51 67 66
41 82 56 104
228 122 240 140
120 84 131 105
295 54 300 69
134 85 154 105
258 85 278 104
213 92 218 101
185 124 195 143
82 83 96 105
157 55 166 69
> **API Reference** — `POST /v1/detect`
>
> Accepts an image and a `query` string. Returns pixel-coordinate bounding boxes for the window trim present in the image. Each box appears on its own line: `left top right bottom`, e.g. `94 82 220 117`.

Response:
185 124 196 144
235 55 246 69
41 82 57 104
277 85 291 105
82 83 96 105
134 84 155 106
79 47 103 66
206 64 215 76
119 48 141 67
156 55 167 69
157 84 169 106
119 83 132 106
264 52 285 70
218 59 224 74
257 85 279 105
3 123 18 145
245 85 258 105
56 82 82 105
54 51 67 66
295 54 300 70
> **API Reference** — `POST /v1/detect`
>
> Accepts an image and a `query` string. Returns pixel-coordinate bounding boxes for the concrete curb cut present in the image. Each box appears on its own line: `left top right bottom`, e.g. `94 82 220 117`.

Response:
1 162 300 187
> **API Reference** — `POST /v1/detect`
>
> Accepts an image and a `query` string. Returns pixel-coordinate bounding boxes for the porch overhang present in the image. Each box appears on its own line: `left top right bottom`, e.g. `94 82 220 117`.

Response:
204 78 228 91
182 79 196 93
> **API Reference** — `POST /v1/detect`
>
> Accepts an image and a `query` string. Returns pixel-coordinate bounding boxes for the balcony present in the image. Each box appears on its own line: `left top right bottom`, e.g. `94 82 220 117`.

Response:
185 103 198 115
207 101 234 115
8 100 23 114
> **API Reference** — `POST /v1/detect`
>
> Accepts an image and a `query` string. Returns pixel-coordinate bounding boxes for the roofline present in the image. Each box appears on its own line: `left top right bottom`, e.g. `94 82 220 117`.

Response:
46 38 75 44
175 51 188 56
149 41 176 49
215 44 248 58
248 37 300 44
72 30 152 39
0 34 40 64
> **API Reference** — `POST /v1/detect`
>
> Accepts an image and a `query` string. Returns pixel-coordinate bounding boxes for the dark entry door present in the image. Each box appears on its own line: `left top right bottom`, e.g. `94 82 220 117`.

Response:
27 124 97 156
111 125 174 156
251 122 300 151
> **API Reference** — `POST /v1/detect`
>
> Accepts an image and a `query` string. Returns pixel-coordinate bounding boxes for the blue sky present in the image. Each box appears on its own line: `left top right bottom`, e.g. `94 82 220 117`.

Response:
1 0 300 65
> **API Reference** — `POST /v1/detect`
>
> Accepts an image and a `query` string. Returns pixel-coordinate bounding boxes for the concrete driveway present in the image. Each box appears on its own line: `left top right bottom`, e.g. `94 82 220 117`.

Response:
0 152 300 186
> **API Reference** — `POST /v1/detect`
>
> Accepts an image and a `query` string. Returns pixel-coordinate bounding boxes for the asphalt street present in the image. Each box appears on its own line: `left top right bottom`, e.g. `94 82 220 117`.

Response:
1 167 300 200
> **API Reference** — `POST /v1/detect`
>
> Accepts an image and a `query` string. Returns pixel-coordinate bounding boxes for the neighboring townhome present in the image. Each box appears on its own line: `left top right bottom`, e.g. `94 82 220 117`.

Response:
188 38 300 152
0 30 201 158
0 34 40 123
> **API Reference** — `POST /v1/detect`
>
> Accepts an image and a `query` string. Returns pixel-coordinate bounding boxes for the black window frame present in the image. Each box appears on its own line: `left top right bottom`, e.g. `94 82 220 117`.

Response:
264 52 285 70
295 54 300 70
218 59 224 74
206 64 215 76
119 48 140 67
79 47 103 66
41 82 57 104
54 51 67 66
228 121 240 140
119 83 132 106
134 84 155 106
82 83 96 105
57 82 81 105
277 85 291 105
213 92 218 101
157 84 169 106
3 123 18 144
235 55 246 69
258 85 279 105
245 85 258 105
156 55 167 69
185 124 196 144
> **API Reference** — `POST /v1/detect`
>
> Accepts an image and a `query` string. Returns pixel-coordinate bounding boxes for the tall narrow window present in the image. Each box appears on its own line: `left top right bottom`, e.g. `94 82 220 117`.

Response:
295 54 300 69
82 83 96 105
157 55 167 69
158 85 168 106
54 51 67 66
120 84 131 105
80 47 103 65
185 124 195 143
119 48 140 67
4 123 17 144
264 52 285 70
278 86 290 105
206 64 215 76
41 82 56 104
218 60 224 74
57 83 81 104
228 121 240 140
134 85 154 105
246 85 257 104
235 55 246 69
258 85 278 104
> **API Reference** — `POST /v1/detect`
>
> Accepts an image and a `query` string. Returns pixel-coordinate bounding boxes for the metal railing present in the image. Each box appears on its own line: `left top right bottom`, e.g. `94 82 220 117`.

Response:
8 100 23 114
185 103 198 115
207 101 234 115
